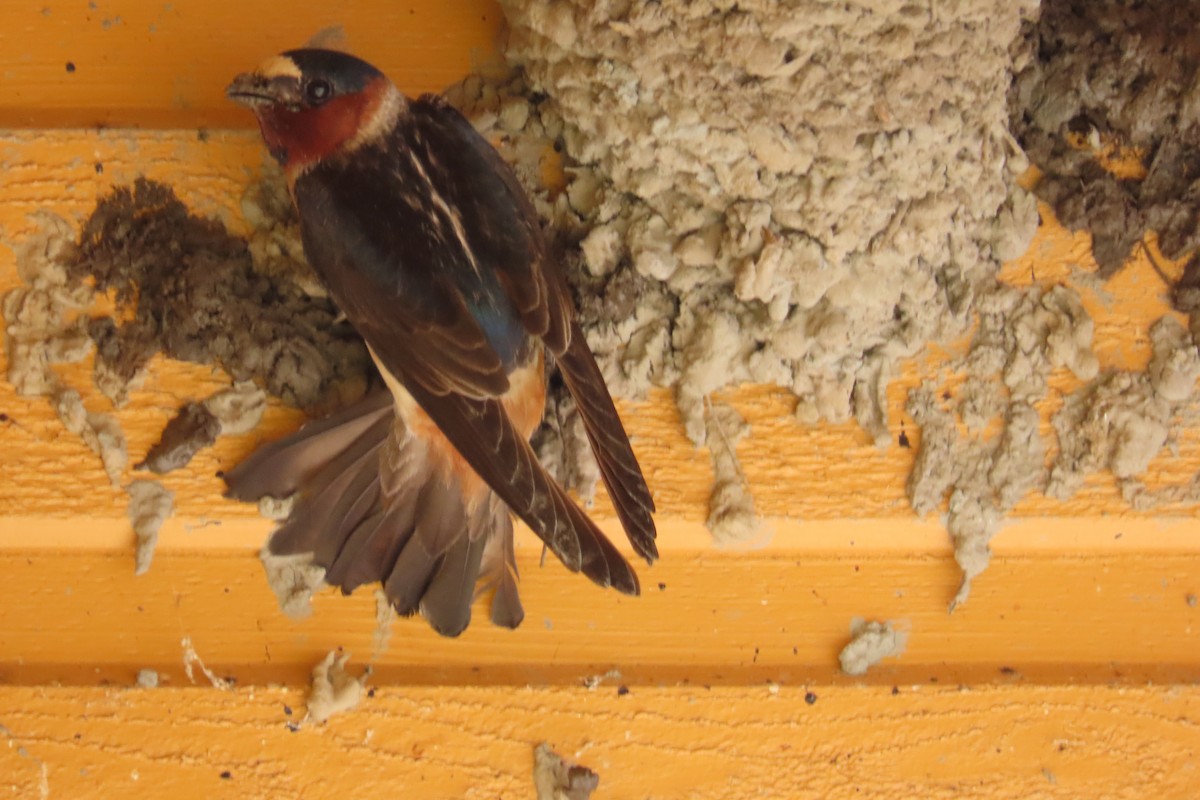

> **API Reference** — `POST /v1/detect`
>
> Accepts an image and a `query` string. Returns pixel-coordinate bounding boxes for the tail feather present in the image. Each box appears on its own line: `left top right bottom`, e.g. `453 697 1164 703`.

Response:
222 389 393 501
399 381 642 596
556 320 658 563
311 465 381 567
419 528 488 637
479 495 524 629
223 390 523 636
267 415 389 556
223 388 518 638
323 503 414 592
323 473 382 561
383 476 470 617
489 562 523 628
319 418 428 591
223 336 649 636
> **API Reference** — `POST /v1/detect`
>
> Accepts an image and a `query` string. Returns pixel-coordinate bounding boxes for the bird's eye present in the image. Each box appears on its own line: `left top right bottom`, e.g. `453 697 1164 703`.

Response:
305 79 333 105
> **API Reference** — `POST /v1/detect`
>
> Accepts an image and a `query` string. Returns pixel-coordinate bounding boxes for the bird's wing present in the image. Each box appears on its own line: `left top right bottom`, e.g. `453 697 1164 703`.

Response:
294 138 513 399
292 99 650 591
408 96 658 562
406 95 573 351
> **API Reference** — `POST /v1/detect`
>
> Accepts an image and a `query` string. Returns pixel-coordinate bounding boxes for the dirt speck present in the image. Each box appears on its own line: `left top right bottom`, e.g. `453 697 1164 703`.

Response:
581 669 621 691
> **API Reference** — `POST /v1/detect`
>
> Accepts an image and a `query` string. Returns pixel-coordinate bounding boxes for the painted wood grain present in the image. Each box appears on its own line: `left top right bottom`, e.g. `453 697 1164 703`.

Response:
0 133 1198 688
2 131 1200 526
0 545 1196 686
0 0 504 128
0 684 1196 799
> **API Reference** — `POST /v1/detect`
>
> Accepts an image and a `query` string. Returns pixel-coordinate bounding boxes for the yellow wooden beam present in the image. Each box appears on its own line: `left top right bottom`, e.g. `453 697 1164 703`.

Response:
1 542 1197 687
0 0 503 129
1 684 1197 799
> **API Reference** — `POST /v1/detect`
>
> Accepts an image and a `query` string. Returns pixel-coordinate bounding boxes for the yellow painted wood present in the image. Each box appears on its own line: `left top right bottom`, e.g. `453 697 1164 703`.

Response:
2 3 1197 797
0 0 503 129
1 684 1197 799
2 135 1200 526
0 544 1197 687
0 131 1199 689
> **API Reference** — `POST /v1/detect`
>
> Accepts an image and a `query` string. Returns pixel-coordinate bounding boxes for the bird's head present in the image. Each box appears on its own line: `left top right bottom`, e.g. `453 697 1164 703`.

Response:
227 48 403 179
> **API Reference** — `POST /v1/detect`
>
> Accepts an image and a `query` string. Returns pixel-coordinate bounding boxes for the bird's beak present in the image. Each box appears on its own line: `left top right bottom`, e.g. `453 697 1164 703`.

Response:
226 72 301 110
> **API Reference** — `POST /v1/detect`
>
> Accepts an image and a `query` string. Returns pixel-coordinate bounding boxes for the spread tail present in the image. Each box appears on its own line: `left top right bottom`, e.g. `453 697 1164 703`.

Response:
223 389 523 636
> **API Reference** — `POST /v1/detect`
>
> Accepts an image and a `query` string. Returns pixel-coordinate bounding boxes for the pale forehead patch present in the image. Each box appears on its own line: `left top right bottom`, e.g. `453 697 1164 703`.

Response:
254 54 302 80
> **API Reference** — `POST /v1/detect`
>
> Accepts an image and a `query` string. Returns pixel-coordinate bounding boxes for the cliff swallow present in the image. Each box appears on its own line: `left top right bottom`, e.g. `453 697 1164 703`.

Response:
223 49 657 635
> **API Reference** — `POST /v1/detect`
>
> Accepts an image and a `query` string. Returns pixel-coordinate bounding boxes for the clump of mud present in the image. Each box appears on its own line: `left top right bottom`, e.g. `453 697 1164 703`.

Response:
136 382 268 475
127 479 175 575
839 618 908 676
1010 0 1200 276
3 212 131 489
893 0 1200 606
533 743 599 800
4 212 96 398
3 180 372 575
905 276 1200 607
470 0 1200 597
305 649 370 725
69 178 369 411
460 0 1041 541
137 401 221 474
906 283 1096 608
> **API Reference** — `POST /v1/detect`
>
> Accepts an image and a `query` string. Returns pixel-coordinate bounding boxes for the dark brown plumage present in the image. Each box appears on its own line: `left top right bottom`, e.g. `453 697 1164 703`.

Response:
225 49 656 635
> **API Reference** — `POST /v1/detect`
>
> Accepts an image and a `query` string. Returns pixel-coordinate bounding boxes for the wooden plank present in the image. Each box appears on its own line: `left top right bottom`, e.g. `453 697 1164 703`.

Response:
0 137 1198 688
2 131 1200 525
1 536 1197 687
0 0 504 129
0 684 1196 799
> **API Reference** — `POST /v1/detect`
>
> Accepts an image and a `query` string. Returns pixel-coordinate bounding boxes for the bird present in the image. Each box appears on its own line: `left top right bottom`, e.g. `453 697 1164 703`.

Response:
223 48 657 636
